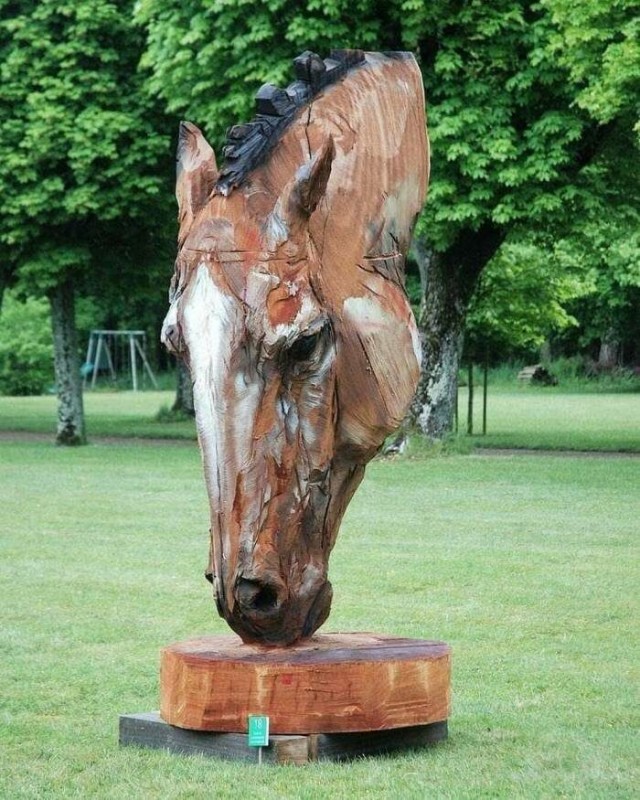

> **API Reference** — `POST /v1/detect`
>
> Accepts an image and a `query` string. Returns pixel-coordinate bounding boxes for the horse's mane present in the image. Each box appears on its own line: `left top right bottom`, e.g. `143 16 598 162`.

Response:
215 49 369 195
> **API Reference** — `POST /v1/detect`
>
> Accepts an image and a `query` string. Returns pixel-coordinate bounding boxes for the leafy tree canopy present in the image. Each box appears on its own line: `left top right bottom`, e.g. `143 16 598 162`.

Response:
465 239 588 358
541 0 640 133
0 0 172 293
0 290 53 395
467 117 640 357
135 0 640 433
136 0 637 255
548 126 640 349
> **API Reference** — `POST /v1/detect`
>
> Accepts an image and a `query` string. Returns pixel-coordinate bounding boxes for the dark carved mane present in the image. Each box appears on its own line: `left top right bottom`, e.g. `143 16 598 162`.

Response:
215 49 367 195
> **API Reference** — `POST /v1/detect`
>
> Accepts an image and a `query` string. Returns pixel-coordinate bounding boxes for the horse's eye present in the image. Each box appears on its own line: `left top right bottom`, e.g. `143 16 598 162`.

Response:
287 332 320 361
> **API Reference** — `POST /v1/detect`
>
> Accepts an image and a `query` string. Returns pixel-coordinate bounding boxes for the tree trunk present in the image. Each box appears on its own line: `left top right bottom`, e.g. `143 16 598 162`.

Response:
410 244 465 439
539 339 552 363
467 362 474 435
0 274 7 314
598 327 619 370
49 279 86 445
172 357 195 416
409 226 504 440
482 357 488 435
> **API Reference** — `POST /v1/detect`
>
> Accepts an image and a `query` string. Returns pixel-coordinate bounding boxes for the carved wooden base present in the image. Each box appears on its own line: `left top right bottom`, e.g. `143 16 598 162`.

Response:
160 632 451 734
119 712 448 764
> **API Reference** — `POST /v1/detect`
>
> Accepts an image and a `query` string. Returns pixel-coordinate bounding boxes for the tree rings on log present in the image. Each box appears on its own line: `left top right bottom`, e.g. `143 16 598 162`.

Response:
160 633 451 734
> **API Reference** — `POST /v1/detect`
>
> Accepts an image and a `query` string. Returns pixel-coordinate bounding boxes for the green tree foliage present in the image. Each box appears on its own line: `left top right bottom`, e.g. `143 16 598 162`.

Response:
542 0 640 133
534 0 640 364
137 0 639 434
554 137 639 354
0 291 54 396
0 0 170 281
0 0 172 441
137 0 607 245
466 122 640 362
465 240 587 360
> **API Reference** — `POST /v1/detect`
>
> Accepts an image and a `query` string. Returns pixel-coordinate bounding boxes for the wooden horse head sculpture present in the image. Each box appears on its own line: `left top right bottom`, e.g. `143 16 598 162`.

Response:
162 51 429 645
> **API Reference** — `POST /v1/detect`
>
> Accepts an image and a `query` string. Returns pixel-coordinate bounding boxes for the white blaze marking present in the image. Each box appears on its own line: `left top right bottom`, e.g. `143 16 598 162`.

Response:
181 264 270 576
182 264 239 512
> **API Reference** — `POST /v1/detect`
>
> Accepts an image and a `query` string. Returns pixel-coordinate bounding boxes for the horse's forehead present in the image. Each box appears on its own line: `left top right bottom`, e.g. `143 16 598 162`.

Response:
183 202 263 254
179 189 318 329
182 260 320 348
182 185 296 269
178 231 319 339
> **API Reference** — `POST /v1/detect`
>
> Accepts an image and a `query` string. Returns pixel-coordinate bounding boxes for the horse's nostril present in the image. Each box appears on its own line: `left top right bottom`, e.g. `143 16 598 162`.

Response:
236 579 280 613
162 323 184 354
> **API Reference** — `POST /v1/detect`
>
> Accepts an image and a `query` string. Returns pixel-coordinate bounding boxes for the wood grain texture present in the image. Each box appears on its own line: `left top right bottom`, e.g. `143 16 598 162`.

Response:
119 712 447 764
160 633 450 734
161 50 429 646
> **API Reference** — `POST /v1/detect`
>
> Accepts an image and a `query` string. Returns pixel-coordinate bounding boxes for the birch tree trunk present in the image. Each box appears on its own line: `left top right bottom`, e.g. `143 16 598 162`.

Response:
49 279 86 445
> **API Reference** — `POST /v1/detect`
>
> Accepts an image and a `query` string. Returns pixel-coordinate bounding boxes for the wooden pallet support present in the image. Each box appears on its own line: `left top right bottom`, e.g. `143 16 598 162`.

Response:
119 712 448 765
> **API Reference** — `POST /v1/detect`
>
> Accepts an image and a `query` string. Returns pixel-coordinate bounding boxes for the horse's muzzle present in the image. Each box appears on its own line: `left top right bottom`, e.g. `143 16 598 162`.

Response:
221 574 333 646
236 577 283 615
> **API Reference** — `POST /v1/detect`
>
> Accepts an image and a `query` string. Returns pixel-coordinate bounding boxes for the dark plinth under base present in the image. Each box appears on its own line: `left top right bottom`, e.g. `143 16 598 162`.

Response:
119 712 448 765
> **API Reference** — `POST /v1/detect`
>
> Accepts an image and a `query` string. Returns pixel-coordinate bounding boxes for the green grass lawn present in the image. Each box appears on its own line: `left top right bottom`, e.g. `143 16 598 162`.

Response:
0 391 196 440
1 440 638 798
459 387 640 452
1 387 639 452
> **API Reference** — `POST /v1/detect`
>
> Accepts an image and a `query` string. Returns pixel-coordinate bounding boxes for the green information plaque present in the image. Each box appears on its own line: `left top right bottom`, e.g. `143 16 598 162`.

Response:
247 715 269 747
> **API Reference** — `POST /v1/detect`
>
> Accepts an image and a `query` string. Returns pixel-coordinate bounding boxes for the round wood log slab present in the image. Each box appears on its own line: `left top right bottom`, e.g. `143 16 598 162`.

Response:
160 633 451 734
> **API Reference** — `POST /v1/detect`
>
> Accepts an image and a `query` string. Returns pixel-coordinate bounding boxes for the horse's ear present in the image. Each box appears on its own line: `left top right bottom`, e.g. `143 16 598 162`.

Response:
176 122 218 231
289 137 335 218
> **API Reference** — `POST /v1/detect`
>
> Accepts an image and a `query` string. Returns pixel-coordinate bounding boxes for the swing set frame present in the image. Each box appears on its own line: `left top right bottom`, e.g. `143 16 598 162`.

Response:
83 330 158 391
